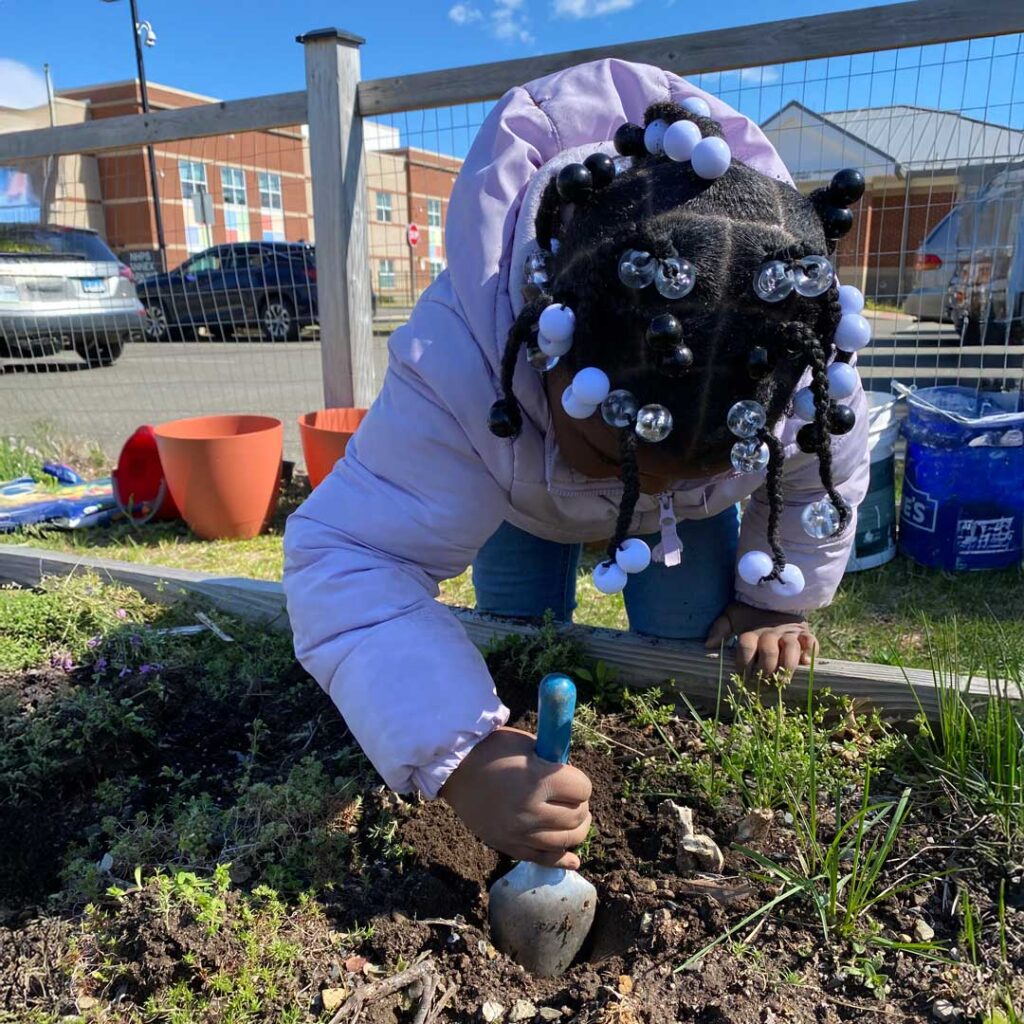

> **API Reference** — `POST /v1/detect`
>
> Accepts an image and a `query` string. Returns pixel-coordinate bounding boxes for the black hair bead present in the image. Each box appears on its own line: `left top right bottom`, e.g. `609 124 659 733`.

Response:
613 122 646 157
556 163 593 203
645 313 683 350
820 205 854 239
796 423 819 454
747 346 773 380
659 344 694 377
488 399 520 439
584 152 616 189
827 168 866 207
829 403 856 435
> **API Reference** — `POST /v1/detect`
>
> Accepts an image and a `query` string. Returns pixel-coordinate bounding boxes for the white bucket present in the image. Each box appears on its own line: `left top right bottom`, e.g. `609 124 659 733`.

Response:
846 391 901 572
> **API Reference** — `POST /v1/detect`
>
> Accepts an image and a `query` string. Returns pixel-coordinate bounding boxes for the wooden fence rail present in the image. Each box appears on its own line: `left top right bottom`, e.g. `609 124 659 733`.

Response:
0 545 1015 723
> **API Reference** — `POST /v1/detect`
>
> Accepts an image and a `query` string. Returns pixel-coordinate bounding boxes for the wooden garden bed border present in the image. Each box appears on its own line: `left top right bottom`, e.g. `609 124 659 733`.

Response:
2 544 1014 722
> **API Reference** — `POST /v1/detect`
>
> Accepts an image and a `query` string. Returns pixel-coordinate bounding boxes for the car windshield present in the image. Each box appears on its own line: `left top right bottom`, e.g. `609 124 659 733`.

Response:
0 224 117 261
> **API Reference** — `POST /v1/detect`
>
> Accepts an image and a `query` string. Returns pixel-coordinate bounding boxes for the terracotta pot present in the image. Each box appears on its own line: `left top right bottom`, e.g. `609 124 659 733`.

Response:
154 414 283 540
298 407 368 489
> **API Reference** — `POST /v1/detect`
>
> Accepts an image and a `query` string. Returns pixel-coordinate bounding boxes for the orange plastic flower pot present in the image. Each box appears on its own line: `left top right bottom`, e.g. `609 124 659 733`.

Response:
154 414 283 540
298 408 368 489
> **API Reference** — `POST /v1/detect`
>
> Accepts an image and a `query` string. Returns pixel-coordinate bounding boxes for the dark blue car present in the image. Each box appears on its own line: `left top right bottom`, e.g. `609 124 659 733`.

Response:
137 242 317 342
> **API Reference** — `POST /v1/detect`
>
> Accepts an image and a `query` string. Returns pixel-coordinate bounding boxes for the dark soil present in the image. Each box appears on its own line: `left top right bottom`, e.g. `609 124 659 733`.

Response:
0 627 1020 1022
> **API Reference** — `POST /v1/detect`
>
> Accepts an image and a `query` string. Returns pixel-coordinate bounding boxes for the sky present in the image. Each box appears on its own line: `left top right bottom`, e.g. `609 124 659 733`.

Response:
0 0 1021 154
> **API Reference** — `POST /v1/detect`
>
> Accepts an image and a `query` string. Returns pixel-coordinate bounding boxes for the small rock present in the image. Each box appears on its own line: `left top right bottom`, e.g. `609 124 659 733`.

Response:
679 835 725 873
618 975 634 995
321 989 348 1012
932 999 959 1022
509 1000 537 1021
632 876 657 894
538 1010 562 1022
97 852 113 874
482 1000 506 1022
914 919 935 943
77 996 100 1010
735 808 773 844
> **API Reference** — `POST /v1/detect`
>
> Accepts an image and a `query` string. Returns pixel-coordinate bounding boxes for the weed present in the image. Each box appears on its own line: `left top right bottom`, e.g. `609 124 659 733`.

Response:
484 612 585 692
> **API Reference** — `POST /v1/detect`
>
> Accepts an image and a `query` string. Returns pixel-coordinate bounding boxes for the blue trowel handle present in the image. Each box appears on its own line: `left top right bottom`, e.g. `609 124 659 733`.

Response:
535 673 577 765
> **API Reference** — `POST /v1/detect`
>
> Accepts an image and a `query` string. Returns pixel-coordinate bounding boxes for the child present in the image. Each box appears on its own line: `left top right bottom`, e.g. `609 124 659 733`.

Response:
283 60 870 869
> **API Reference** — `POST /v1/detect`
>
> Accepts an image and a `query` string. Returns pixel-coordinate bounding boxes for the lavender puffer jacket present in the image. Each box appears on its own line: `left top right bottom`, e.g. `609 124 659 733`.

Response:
283 60 870 798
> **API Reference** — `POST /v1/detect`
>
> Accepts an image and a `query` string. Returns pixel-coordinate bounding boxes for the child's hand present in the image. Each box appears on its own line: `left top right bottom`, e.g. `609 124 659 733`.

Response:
705 601 819 678
440 727 592 869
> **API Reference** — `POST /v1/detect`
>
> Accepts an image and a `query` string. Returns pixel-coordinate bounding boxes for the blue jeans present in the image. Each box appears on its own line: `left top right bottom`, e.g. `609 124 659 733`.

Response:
472 506 739 641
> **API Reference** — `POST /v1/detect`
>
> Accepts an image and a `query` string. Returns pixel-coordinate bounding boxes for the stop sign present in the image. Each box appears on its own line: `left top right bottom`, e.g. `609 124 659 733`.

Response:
407 223 420 246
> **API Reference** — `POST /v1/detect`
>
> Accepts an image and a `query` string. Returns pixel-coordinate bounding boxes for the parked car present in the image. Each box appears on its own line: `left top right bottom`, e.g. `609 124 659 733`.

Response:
137 242 318 342
900 208 963 323
0 223 143 366
948 166 1024 344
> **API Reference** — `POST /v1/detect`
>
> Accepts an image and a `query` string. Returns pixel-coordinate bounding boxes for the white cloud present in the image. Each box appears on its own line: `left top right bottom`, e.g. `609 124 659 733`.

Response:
0 60 48 110
737 67 781 85
553 0 638 18
448 3 483 24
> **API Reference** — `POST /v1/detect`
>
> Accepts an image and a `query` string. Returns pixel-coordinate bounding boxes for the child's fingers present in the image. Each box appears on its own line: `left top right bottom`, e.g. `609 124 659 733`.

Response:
779 635 803 673
527 818 592 854
527 848 581 870
704 613 734 650
736 632 759 670
538 763 592 806
533 801 590 832
756 633 781 677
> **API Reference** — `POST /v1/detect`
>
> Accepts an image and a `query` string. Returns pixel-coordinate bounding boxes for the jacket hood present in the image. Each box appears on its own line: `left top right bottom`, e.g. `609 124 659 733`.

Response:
443 58 795 379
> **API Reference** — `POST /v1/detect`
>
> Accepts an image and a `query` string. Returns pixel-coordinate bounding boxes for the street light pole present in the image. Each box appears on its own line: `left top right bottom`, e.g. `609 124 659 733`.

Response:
125 0 167 269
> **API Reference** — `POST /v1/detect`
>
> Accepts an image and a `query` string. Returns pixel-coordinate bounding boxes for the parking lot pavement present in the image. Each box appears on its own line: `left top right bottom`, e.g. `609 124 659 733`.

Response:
1 339 328 462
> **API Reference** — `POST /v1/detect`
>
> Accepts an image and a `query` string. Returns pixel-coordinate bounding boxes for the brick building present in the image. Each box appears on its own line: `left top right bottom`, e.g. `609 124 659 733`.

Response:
761 102 1024 300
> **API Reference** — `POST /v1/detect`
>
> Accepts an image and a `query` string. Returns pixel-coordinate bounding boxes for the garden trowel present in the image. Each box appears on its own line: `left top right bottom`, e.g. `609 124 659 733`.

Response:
487 673 597 977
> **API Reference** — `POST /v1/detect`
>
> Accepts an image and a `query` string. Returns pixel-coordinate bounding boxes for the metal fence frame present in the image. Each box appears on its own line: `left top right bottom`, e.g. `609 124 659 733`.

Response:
0 0 1022 409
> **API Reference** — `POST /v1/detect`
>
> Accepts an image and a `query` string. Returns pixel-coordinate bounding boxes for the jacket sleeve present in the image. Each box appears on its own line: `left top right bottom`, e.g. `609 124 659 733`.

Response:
735 380 871 613
283 358 512 799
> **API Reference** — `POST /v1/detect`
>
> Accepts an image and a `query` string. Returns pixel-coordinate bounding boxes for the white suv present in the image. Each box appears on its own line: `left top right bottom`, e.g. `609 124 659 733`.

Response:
0 224 144 367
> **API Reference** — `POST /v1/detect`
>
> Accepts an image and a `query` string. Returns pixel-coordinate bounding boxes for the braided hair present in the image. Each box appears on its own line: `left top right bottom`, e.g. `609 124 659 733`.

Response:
489 99 867 595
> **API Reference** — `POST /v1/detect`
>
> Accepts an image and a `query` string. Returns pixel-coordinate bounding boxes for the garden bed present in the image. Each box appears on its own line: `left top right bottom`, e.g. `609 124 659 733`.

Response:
0 578 1021 1023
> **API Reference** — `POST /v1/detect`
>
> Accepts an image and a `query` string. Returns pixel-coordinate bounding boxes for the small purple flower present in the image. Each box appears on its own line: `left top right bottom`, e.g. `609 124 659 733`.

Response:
119 666 131 678
139 664 152 674
116 609 127 620
87 636 101 649
129 634 141 648
95 657 108 670
62 656 74 672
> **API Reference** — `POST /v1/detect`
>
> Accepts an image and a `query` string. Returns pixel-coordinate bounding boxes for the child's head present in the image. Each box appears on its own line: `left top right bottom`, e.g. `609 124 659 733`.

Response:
489 99 869 598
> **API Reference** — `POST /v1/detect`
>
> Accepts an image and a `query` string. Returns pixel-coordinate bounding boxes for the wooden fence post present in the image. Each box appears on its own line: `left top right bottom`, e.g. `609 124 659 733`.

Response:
299 28 375 410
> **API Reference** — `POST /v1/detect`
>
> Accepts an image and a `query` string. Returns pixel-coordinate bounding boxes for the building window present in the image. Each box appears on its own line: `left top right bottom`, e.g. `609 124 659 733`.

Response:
378 258 396 290
427 198 442 228
179 160 207 199
428 259 445 281
376 192 392 223
221 167 247 206
257 172 282 211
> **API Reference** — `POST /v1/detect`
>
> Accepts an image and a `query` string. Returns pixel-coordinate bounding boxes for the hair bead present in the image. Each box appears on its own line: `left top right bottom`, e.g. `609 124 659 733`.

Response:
691 136 731 180
556 163 594 203
681 96 712 118
613 122 646 156
584 152 616 189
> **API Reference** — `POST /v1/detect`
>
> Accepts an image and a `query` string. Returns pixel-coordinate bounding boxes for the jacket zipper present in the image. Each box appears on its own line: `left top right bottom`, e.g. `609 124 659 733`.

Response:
654 492 683 568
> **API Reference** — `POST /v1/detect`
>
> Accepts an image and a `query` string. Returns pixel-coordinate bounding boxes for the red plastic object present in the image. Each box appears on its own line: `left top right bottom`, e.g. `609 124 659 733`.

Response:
113 424 179 523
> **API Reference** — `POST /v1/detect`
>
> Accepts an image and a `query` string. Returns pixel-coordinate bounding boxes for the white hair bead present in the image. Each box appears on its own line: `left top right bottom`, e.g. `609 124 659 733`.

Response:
538 331 572 358
561 386 596 420
838 284 865 314
663 119 702 163
615 537 652 575
643 118 669 155
691 136 731 180
538 303 575 343
738 549 774 585
792 387 817 422
681 96 712 118
571 367 611 406
593 560 628 595
769 563 806 598
835 312 872 353
827 361 859 400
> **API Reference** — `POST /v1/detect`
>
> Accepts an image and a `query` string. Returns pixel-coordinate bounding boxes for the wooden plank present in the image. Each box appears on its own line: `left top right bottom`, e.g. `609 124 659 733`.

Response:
0 90 307 162
0 544 1010 723
301 30 375 410
356 0 1024 115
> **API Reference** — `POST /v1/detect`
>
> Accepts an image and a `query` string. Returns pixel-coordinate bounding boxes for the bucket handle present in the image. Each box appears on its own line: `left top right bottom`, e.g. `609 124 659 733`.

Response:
892 382 1024 428
113 478 169 527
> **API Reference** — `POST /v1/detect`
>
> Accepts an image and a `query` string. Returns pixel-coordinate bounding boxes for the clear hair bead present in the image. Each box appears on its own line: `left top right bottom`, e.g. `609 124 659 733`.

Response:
754 260 795 302
526 344 559 371
731 439 770 473
635 404 673 442
654 257 697 299
601 389 639 428
618 249 657 289
792 255 835 298
727 399 767 438
801 498 842 539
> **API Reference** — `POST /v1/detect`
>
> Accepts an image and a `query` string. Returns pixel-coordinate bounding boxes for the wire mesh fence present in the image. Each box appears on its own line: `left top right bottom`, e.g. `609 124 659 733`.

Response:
1 20 1023 467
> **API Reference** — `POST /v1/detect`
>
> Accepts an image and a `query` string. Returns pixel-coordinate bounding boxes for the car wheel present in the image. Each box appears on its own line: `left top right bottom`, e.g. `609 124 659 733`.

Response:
261 297 298 341
143 302 177 342
74 335 126 368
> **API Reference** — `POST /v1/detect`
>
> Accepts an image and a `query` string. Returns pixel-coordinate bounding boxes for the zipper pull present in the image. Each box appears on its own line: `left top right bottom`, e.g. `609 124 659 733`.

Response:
652 493 683 568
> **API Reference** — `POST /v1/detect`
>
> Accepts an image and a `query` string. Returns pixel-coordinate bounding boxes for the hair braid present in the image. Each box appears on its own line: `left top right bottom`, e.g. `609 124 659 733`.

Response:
758 428 788 578
493 293 550 438
536 178 563 252
605 427 641 564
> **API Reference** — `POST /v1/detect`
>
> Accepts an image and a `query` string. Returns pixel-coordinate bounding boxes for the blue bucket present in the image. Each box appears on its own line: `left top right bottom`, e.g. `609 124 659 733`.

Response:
899 386 1024 571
